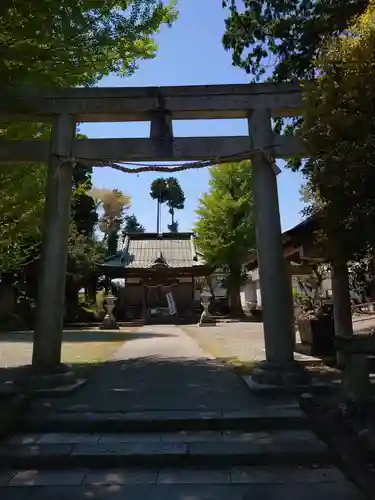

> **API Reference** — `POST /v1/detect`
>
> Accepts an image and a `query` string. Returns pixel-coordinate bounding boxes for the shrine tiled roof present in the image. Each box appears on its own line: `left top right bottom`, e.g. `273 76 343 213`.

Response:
102 232 206 269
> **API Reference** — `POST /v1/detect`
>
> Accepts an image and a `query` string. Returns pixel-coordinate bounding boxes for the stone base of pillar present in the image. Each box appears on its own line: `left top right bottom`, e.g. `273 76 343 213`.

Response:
14 363 76 391
198 310 216 327
249 360 311 388
100 317 119 330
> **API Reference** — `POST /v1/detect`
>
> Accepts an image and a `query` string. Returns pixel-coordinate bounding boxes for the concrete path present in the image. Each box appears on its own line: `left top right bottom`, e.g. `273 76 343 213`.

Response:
112 324 212 362
29 325 259 414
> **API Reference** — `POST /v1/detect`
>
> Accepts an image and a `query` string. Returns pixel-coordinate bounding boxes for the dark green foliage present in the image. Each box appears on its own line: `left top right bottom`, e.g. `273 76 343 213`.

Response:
195 161 256 316
71 164 98 237
301 1 375 259
222 0 367 82
150 177 185 232
123 214 145 233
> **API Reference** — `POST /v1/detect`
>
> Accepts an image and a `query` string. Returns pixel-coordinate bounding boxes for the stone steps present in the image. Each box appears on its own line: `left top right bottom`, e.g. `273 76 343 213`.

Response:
19 406 307 434
0 467 364 499
0 429 332 469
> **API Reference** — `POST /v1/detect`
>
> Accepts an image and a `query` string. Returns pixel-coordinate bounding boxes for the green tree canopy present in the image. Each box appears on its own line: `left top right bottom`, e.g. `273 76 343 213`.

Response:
222 0 367 82
123 214 145 233
0 0 177 272
166 177 185 232
194 161 256 316
301 0 375 259
0 0 177 87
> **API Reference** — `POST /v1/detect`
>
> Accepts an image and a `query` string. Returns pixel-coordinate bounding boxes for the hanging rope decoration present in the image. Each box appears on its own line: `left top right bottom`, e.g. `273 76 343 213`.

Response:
73 145 278 175
143 282 179 289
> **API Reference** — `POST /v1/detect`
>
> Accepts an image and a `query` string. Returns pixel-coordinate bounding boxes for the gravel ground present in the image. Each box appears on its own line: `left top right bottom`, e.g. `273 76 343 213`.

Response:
181 322 268 364
183 315 375 366
0 329 133 369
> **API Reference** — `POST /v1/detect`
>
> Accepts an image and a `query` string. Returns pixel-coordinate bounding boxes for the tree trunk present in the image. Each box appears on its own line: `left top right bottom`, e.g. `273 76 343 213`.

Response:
331 254 353 368
156 199 160 233
369 246 375 310
228 285 244 318
85 274 97 304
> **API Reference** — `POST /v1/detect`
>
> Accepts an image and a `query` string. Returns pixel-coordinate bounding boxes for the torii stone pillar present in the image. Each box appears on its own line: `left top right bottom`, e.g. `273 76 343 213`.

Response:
30 113 77 386
247 109 306 386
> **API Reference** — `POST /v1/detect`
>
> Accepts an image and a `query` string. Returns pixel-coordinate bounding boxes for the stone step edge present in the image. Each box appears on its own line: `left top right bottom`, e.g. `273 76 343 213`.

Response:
0 448 333 470
19 412 307 433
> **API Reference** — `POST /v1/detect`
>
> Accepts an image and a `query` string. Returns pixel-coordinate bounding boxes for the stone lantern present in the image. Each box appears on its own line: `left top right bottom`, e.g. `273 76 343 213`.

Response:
100 292 118 330
198 281 216 327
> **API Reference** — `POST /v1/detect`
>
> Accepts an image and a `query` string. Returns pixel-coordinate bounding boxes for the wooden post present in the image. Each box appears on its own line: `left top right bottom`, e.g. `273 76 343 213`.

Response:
32 114 76 372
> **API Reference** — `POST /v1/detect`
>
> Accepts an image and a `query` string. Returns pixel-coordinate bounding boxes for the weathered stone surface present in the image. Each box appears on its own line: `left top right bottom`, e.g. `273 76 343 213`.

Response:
6 434 42 445
0 471 14 486
268 430 328 455
0 444 73 459
83 469 158 485
188 441 266 457
223 431 274 442
161 431 222 443
123 411 223 421
0 482 365 500
9 470 86 487
38 433 100 444
230 466 346 484
71 442 188 457
158 469 231 484
222 406 304 420
98 433 162 443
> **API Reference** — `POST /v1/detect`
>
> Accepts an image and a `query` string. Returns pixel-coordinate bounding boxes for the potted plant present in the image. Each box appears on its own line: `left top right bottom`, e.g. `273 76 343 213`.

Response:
294 267 335 357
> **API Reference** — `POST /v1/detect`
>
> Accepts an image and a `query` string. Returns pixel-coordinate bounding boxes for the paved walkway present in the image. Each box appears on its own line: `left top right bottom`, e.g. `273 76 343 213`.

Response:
0 325 364 499
30 325 260 414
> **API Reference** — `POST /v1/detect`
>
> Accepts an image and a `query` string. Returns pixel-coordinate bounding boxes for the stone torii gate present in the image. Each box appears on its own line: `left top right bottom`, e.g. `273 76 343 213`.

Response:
0 82 306 387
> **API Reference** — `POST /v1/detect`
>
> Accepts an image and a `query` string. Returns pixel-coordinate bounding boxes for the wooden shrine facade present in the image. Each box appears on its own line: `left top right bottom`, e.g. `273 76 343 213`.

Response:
101 232 210 322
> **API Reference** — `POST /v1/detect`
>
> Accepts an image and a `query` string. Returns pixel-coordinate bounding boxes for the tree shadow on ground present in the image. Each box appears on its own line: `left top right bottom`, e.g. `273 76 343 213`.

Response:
20 356 293 414
0 330 174 343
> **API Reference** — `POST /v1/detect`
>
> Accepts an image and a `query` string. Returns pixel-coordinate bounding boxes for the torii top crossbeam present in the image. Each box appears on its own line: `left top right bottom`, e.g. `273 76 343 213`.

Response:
0 81 303 122
0 81 306 164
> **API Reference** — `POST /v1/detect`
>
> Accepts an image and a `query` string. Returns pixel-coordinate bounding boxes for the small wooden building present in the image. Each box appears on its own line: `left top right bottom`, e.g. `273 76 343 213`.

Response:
101 232 209 322
241 216 331 309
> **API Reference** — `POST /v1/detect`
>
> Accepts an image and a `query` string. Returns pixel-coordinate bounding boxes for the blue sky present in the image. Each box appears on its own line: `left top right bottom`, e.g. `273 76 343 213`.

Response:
80 0 307 233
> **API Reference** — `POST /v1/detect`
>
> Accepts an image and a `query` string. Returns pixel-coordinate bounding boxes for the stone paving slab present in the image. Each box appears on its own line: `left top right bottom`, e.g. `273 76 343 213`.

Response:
38 433 101 445
158 469 231 484
71 442 188 457
99 433 163 443
0 429 330 468
21 405 307 434
0 471 15 486
0 444 73 459
6 434 43 446
4 429 323 449
82 469 158 485
0 466 357 487
9 470 86 487
26 325 262 415
161 431 222 442
7 429 321 447
0 482 365 499
230 466 347 484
